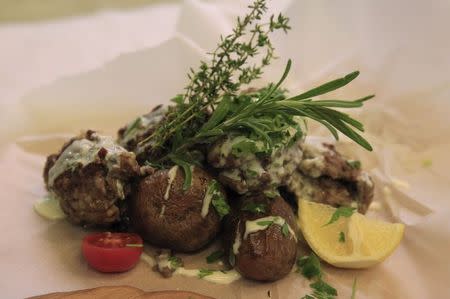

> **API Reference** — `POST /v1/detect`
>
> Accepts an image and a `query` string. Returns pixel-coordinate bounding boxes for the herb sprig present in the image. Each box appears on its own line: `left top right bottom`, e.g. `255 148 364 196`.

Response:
137 0 373 187
140 0 290 157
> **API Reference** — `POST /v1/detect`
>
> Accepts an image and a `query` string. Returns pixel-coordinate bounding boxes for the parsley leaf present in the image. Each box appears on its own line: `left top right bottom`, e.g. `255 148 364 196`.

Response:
310 280 337 297
297 253 322 280
206 250 224 264
324 207 356 226
168 256 182 269
339 231 345 243
212 197 230 218
256 220 274 226
242 201 266 214
281 223 289 237
198 269 214 279
263 189 280 198
208 180 230 218
346 160 361 169
231 138 265 157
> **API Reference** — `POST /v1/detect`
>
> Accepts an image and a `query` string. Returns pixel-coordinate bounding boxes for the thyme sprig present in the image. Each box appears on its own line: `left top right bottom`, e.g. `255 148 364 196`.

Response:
140 0 290 156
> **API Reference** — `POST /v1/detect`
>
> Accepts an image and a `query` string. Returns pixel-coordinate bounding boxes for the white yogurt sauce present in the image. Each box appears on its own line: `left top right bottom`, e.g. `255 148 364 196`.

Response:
141 252 241 285
243 216 297 241
48 134 128 187
164 165 179 200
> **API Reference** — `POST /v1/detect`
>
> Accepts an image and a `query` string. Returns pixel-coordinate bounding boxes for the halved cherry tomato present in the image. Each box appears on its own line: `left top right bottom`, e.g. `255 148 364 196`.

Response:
82 232 143 273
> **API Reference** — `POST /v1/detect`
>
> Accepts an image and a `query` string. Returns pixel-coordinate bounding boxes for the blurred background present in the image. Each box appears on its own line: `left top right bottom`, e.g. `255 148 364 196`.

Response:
0 0 168 22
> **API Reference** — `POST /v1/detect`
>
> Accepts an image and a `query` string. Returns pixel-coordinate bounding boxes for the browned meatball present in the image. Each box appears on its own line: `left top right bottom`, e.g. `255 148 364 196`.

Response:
129 166 227 252
44 130 140 226
224 194 298 281
117 105 168 163
43 154 58 190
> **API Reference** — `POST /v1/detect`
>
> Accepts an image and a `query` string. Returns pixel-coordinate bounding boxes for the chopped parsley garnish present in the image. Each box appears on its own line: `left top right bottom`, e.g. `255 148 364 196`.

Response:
297 254 338 299
263 189 280 198
339 231 345 243
242 201 267 214
297 253 322 279
281 223 290 237
324 207 356 226
208 180 231 218
346 160 361 169
231 138 265 157
309 280 337 298
198 269 214 279
256 220 274 227
206 250 225 264
168 256 182 269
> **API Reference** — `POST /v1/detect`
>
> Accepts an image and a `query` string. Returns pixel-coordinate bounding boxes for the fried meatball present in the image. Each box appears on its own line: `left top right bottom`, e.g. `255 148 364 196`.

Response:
129 166 226 252
224 194 298 281
117 105 167 163
43 130 140 226
208 137 374 213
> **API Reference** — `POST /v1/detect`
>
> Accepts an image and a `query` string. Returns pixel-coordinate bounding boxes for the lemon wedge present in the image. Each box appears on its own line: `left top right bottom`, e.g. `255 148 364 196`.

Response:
298 200 404 269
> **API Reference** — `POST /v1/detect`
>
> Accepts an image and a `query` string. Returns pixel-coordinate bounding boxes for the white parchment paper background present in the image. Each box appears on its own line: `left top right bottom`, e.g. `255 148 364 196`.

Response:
0 0 449 298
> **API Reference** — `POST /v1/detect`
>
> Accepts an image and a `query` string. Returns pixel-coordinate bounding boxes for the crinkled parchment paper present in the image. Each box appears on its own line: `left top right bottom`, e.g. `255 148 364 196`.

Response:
1 0 449 298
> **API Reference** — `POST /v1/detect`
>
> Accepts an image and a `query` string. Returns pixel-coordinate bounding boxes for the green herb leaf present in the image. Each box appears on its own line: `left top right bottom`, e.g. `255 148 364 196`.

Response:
198 269 214 279
200 96 231 132
231 139 264 156
346 160 361 169
212 197 230 218
351 278 357 299
168 256 182 269
242 201 266 214
263 189 280 198
324 207 356 226
310 280 337 297
206 250 225 264
169 156 192 190
137 0 374 170
289 71 360 101
208 180 230 219
256 220 274 227
297 253 322 280
339 231 346 243
281 223 289 237
123 117 142 137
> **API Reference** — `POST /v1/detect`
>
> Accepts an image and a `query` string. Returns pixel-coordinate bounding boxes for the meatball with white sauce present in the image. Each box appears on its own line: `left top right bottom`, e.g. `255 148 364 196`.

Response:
43 130 140 226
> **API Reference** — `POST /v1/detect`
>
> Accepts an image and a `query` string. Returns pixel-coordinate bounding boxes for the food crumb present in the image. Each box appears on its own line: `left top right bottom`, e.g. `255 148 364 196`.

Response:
422 159 432 168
